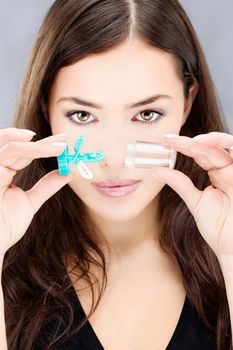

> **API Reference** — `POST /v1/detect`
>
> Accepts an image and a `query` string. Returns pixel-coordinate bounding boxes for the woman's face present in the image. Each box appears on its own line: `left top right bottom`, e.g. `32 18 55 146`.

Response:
48 39 196 223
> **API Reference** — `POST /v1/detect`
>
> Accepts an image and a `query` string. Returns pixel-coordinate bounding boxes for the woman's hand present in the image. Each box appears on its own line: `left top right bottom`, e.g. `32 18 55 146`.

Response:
151 131 233 261
0 128 72 257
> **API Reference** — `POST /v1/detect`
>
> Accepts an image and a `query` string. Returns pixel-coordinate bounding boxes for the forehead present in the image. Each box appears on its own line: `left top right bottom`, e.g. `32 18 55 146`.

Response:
50 40 181 100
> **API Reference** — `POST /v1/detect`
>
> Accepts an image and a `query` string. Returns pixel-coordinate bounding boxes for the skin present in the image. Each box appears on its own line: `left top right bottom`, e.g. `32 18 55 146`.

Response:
48 38 197 265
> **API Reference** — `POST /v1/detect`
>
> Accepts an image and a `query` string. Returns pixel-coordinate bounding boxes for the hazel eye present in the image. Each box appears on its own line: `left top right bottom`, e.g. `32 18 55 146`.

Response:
65 110 95 124
64 108 166 126
133 109 165 125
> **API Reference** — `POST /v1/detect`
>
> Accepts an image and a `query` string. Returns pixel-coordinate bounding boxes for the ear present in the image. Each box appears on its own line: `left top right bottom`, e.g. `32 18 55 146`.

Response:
181 82 199 126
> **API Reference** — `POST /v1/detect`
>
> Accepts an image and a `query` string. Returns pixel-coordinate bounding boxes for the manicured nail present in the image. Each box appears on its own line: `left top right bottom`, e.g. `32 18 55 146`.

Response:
49 142 67 148
163 134 180 138
53 133 68 137
151 168 167 181
19 129 36 135
193 134 206 140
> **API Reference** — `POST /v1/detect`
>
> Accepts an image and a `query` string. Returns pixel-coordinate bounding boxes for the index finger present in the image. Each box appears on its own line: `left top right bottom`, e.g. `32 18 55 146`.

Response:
0 128 36 147
192 132 233 150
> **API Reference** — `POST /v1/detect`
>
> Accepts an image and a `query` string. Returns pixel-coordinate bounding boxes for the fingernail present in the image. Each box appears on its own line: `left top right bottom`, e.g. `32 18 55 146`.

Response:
193 134 207 140
19 129 36 135
163 134 180 138
151 168 165 180
53 133 68 137
49 142 67 148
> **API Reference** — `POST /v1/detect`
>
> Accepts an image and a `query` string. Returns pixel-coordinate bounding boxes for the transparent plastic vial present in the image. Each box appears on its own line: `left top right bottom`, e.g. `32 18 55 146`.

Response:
124 140 175 170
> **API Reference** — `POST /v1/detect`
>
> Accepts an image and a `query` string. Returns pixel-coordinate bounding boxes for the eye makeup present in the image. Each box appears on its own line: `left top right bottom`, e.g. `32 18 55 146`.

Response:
64 109 167 126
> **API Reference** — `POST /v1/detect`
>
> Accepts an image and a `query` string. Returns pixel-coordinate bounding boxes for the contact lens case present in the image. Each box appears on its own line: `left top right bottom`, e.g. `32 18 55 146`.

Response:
124 140 175 169
57 135 105 179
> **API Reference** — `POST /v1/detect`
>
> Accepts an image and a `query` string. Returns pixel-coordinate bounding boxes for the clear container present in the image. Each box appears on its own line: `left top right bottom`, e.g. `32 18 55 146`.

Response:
124 140 175 170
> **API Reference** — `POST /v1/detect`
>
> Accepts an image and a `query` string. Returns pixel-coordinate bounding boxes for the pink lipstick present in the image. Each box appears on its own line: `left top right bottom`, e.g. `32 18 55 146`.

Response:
91 179 141 197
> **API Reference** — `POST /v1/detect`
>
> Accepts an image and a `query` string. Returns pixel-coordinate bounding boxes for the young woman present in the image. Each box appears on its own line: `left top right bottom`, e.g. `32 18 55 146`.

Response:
0 0 232 349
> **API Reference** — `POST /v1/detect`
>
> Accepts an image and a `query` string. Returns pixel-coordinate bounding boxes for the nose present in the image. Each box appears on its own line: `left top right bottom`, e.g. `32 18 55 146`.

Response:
99 132 129 172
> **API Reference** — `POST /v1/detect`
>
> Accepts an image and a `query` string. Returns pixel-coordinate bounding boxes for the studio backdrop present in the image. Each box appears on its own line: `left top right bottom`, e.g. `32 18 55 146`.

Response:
0 0 232 131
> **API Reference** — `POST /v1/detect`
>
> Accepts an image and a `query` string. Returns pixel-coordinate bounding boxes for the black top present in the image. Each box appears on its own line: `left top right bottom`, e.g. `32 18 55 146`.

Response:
35 285 217 349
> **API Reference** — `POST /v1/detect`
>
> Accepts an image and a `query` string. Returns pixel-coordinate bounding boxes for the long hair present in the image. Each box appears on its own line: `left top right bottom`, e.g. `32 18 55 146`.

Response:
2 0 232 349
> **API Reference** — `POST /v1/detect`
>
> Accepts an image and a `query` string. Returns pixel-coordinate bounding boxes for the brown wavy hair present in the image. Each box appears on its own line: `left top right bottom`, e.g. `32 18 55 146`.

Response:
2 0 232 349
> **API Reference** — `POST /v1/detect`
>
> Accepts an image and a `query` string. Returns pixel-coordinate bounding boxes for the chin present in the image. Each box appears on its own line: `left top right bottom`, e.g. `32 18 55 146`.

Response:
87 202 150 223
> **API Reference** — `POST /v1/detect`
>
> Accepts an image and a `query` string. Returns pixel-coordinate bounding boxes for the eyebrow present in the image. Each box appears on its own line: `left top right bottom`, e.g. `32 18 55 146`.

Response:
56 94 172 110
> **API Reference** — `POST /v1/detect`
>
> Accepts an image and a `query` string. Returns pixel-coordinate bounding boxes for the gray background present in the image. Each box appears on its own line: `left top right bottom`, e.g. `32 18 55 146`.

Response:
1 1 232 131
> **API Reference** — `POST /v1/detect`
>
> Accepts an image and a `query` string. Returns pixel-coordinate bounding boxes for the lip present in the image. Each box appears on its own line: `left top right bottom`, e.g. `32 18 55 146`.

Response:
92 181 141 198
92 179 141 188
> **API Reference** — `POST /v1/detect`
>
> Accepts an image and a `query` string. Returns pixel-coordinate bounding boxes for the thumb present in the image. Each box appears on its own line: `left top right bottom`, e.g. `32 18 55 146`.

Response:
152 167 202 216
25 169 73 213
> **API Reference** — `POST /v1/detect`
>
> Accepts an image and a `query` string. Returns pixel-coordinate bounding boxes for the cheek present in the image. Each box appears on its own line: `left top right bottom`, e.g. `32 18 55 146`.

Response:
49 119 75 148
68 172 90 201
49 106 79 137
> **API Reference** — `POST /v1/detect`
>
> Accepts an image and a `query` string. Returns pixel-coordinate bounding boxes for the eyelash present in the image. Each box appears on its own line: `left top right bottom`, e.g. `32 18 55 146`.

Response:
64 109 166 126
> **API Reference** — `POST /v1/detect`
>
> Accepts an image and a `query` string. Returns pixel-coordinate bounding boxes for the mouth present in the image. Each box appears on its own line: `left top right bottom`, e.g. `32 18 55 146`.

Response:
91 179 142 197
91 179 141 187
